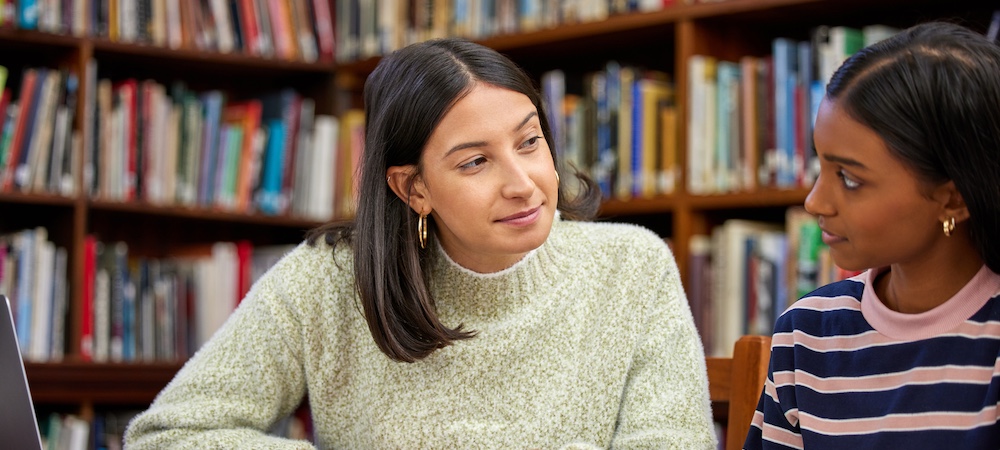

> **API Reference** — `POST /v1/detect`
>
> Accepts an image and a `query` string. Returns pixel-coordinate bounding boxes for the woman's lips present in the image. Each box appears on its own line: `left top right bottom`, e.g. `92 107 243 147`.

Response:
498 207 541 226
821 230 847 245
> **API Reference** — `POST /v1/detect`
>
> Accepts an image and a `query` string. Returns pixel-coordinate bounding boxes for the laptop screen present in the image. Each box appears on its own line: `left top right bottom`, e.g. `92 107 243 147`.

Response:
0 294 44 450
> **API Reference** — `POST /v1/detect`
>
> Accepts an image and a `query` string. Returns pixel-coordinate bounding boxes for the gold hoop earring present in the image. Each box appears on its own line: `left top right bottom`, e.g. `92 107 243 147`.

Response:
555 170 560 185
943 217 956 237
418 214 428 249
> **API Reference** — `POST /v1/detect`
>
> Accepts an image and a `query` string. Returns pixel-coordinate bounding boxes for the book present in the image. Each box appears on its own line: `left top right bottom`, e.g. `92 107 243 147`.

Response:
710 219 782 357
26 70 64 193
637 71 670 197
688 234 713 353
309 114 339 220
336 109 365 217
772 37 797 188
27 229 54 361
715 61 739 193
615 65 633 199
3 68 42 192
686 55 716 195
80 234 97 361
311 0 335 61
197 90 224 206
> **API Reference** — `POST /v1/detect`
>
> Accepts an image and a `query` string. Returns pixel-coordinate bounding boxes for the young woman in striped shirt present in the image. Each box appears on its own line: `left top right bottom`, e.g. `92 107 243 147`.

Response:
745 21 1000 449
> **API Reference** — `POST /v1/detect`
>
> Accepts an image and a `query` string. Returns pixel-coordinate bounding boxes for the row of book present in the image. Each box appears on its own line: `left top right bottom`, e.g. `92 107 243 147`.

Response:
688 207 860 357
0 65 81 196
2 0 335 63
80 59 365 219
686 24 899 195
0 60 368 219
0 227 69 363
541 64 680 199
39 411 107 450
38 406 312 449
337 0 679 62
0 226 298 363
76 237 297 363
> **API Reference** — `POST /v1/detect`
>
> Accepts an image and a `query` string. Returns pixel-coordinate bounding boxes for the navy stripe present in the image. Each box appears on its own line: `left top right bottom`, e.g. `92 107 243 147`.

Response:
801 428 1000 449
792 382 997 417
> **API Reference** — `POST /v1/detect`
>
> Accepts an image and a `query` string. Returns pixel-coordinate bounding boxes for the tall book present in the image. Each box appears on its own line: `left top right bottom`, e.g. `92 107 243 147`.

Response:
710 219 782 357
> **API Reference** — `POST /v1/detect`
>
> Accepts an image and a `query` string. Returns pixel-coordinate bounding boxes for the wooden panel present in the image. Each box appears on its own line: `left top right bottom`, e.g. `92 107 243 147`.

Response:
25 362 183 406
727 335 771 450
706 356 733 422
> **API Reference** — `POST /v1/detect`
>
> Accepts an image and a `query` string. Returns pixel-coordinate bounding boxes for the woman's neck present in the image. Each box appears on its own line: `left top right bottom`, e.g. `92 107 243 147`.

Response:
875 243 983 314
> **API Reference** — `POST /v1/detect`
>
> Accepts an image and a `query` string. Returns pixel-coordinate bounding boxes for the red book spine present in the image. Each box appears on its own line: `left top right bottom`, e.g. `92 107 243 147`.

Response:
239 0 260 55
311 0 334 61
2 69 38 191
80 234 97 361
235 240 253 305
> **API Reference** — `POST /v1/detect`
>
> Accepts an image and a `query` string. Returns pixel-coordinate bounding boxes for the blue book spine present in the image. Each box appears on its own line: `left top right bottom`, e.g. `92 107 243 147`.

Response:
258 120 286 215
15 231 34 354
213 125 232 206
198 91 223 206
18 0 39 30
631 77 642 197
772 38 797 187
123 273 135 361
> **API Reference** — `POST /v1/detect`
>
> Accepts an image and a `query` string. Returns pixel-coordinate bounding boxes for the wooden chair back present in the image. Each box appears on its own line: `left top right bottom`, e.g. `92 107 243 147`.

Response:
706 335 772 450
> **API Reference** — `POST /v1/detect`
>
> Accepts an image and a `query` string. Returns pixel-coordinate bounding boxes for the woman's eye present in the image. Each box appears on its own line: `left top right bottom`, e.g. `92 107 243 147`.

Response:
519 135 542 149
837 170 861 190
460 157 487 170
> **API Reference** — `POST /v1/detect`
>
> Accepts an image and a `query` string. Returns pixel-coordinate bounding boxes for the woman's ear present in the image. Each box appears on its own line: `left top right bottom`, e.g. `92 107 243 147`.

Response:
386 166 430 214
935 180 970 223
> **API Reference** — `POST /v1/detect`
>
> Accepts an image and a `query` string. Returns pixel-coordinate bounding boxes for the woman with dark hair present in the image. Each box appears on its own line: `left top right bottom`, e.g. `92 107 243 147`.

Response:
125 38 715 449
745 21 1000 449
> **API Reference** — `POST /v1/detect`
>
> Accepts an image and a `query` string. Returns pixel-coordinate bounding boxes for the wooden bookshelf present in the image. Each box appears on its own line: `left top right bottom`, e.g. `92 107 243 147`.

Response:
0 0 341 412
331 0 994 282
2 0 994 428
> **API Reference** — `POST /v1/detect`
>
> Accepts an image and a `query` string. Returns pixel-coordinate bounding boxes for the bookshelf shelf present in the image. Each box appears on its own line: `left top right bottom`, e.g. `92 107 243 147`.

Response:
0 28 81 48
89 39 337 73
86 200 325 229
597 188 810 216
0 192 78 206
25 361 184 405
686 188 810 209
599 196 679 215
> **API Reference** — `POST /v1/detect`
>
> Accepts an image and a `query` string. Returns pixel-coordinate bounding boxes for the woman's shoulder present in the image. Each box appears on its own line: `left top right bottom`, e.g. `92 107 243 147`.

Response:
551 219 674 273
255 238 354 290
556 219 670 254
774 276 867 332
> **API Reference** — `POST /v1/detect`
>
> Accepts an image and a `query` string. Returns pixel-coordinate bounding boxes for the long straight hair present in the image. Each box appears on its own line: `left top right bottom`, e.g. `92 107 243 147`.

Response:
307 38 601 362
826 21 1000 273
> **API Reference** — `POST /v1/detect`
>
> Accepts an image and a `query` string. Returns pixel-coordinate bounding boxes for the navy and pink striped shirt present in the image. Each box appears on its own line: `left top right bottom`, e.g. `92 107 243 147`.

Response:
744 265 1000 449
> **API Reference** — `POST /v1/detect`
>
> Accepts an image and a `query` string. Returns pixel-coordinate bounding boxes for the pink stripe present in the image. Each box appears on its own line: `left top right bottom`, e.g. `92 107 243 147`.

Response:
772 329 895 351
790 365 996 393
799 405 998 435
761 423 805 449
773 323 1000 352
951 320 1000 337
790 295 861 312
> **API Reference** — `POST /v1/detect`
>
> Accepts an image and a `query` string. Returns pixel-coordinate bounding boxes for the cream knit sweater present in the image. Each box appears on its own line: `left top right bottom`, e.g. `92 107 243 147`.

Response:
124 218 716 449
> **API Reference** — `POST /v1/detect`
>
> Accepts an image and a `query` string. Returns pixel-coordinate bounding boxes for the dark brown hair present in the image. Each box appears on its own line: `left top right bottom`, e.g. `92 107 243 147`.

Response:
306 38 600 362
